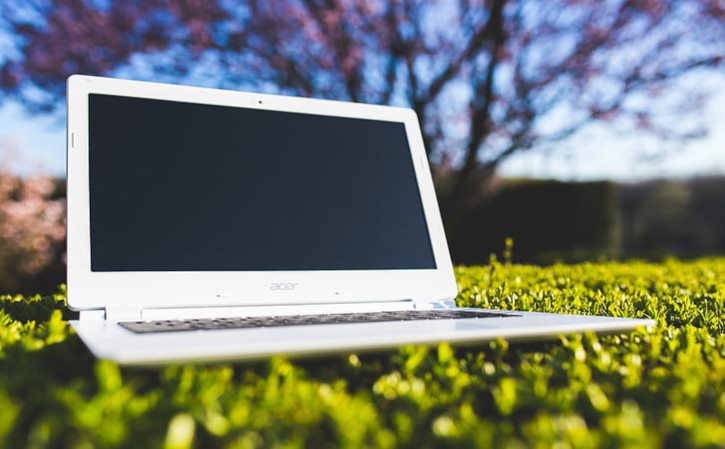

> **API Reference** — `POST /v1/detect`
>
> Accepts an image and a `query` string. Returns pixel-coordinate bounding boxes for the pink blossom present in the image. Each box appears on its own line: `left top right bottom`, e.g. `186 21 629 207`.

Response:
0 170 66 292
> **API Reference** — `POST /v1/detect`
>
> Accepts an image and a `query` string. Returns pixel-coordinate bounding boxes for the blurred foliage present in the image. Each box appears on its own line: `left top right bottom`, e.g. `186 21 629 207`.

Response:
452 176 725 265
1 259 724 448
620 177 725 259
451 179 620 264
0 172 66 294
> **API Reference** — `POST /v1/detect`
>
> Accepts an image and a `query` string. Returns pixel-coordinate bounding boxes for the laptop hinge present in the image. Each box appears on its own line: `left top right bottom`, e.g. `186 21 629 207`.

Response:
104 305 142 322
79 309 106 321
412 298 457 310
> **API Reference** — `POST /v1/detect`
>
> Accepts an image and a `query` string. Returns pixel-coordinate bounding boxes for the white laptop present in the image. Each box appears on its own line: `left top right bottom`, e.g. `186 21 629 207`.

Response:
66 75 653 365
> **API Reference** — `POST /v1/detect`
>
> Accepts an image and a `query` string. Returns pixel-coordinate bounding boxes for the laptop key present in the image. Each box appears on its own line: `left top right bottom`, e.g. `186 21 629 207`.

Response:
118 310 517 334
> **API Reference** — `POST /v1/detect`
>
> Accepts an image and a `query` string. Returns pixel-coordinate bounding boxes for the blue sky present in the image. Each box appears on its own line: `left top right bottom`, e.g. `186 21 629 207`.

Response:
0 80 723 180
499 86 725 182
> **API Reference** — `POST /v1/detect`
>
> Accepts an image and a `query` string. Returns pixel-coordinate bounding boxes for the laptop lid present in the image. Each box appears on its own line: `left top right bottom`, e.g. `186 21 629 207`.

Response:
66 75 457 311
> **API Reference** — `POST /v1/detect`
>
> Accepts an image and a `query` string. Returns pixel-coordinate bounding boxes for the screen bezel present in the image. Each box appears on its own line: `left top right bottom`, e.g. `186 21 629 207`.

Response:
67 75 457 310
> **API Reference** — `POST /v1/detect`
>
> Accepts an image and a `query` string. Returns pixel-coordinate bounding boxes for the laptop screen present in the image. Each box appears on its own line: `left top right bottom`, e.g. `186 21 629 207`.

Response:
88 94 436 271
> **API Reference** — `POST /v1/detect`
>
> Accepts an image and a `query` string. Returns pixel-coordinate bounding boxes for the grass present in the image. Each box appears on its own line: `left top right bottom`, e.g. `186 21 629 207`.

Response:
0 258 723 449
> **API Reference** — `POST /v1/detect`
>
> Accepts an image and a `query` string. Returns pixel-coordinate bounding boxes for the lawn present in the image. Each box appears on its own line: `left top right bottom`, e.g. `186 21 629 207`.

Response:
0 259 723 449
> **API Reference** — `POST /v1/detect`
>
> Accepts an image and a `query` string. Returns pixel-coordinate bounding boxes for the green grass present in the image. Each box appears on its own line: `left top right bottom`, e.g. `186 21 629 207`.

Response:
1 259 723 449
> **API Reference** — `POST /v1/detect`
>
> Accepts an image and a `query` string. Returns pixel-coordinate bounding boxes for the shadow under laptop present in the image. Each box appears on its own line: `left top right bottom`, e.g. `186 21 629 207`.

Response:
0 334 95 383
284 338 564 384
2 326 564 397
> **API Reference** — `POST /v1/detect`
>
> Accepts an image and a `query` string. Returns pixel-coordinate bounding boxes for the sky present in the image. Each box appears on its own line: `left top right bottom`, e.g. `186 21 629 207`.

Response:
498 86 725 182
0 80 724 181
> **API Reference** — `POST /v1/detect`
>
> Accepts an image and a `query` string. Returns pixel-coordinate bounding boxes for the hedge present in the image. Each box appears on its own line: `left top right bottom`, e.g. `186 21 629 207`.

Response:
1 258 723 448
450 180 619 264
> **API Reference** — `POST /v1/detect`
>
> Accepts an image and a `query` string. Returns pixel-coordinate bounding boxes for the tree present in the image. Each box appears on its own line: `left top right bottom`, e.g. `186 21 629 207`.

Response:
1 0 723 229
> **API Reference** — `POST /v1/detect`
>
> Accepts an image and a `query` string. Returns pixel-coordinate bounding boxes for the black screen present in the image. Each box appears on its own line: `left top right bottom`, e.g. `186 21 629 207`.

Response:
88 94 436 271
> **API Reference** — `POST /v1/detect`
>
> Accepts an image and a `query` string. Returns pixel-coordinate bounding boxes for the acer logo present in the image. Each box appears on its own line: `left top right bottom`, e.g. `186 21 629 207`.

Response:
270 282 298 291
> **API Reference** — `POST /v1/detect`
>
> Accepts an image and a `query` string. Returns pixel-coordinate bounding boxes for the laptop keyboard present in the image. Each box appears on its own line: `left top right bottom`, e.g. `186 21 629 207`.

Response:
119 309 517 334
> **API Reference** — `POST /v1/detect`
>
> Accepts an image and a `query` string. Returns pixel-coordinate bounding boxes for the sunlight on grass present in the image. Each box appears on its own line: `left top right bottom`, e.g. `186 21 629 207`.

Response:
0 259 723 448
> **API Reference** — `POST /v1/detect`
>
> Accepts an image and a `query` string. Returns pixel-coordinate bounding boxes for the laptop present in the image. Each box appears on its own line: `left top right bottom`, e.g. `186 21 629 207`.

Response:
66 75 653 365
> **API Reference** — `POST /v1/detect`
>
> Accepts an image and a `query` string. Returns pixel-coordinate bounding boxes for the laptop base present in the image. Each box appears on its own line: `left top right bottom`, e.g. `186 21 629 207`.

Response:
71 308 653 366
